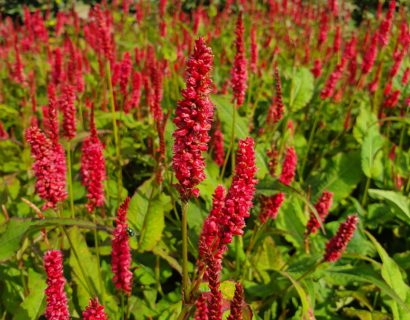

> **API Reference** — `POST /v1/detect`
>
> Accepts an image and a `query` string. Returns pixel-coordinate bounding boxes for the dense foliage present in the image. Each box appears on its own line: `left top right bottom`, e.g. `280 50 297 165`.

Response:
0 0 409 319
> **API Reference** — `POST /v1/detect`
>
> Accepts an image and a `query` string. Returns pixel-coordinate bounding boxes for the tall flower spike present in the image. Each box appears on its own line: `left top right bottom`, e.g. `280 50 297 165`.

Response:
231 12 247 107
60 84 77 140
306 191 333 236
324 215 358 262
250 24 258 73
378 0 395 47
25 126 67 210
44 250 70 320
112 197 133 294
212 120 225 167
45 84 59 144
80 105 106 213
198 185 226 265
82 298 108 320
267 65 284 124
194 293 209 320
279 147 297 186
259 193 285 223
227 283 244 320
172 37 214 201
219 137 257 245
205 249 222 320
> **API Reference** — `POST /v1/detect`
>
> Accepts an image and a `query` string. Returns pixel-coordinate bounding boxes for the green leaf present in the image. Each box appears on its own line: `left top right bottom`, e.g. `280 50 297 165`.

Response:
353 104 378 144
212 94 248 140
366 232 410 320
0 219 31 262
284 67 314 111
306 151 363 204
67 227 101 307
368 189 410 225
275 270 311 319
14 269 46 320
361 126 384 180
275 196 307 249
128 182 171 252
325 267 410 316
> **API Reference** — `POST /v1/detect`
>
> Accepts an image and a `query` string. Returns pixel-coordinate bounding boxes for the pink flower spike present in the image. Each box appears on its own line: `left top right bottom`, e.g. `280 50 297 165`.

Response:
306 191 333 236
112 197 133 294
60 84 77 140
324 215 358 262
172 37 214 201
231 12 247 107
44 250 70 320
279 147 297 186
82 298 108 320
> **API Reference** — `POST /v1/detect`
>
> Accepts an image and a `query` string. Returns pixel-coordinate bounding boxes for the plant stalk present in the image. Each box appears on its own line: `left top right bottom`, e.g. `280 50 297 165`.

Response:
181 201 190 304
106 61 123 202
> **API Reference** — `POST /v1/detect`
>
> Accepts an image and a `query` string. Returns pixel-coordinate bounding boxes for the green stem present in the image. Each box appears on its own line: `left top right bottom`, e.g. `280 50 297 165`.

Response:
93 213 105 305
121 293 125 320
300 114 320 179
106 61 123 202
62 227 96 297
181 201 189 304
361 176 371 207
66 141 75 219
221 103 236 179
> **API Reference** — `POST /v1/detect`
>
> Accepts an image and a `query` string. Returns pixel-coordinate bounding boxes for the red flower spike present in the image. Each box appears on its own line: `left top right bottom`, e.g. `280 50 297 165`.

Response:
205 249 222 320
112 197 133 294
324 215 358 262
212 120 225 167
362 33 378 75
198 185 226 264
80 106 106 213
82 298 108 320
119 52 132 96
172 37 214 201
259 193 285 223
194 293 209 320
227 283 244 320
25 126 67 210
60 84 77 140
378 0 395 47
231 12 247 107
311 59 322 78
320 60 346 100
219 138 257 245
267 66 284 124
44 250 70 320
306 191 333 236
45 84 59 144
279 147 297 186
250 25 258 73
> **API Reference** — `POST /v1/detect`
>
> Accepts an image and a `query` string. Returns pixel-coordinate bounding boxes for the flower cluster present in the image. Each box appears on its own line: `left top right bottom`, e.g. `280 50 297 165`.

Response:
44 250 70 320
112 197 133 294
172 37 214 201
227 282 244 320
267 66 284 124
60 84 77 140
259 193 285 223
82 298 108 320
279 147 297 186
306 191 333 236
231 13 247 107
212 120 225 167
80 107 106 213
25 126 67 210
324 215 358 262
219 137 257 244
